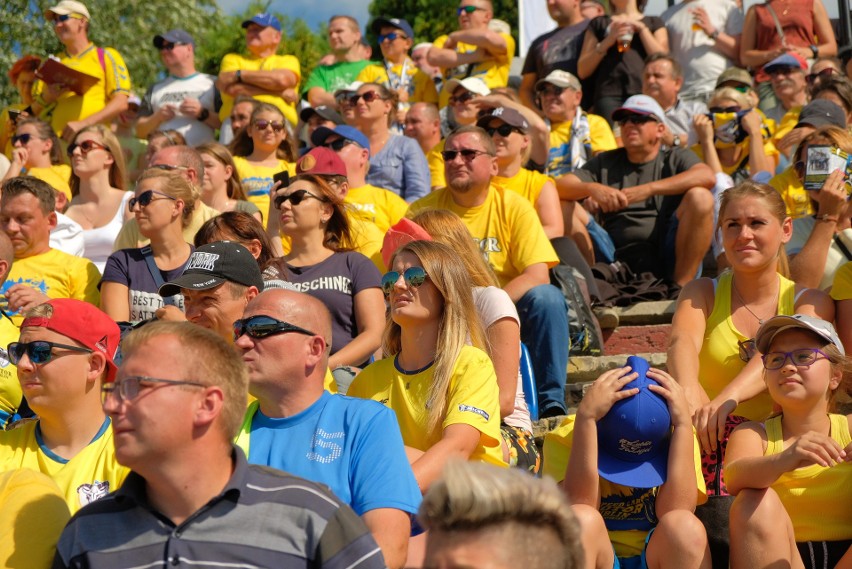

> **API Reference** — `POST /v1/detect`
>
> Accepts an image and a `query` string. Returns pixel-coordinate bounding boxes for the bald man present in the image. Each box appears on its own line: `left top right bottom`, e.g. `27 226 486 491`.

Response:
234 289 421 569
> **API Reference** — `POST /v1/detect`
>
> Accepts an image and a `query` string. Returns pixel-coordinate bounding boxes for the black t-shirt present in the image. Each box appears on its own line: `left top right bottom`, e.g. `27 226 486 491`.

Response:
574 147 701 248
588 15 665 99
522 20 595 107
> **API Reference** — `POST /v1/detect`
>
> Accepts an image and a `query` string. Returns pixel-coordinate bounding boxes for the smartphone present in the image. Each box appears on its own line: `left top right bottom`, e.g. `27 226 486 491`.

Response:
272 170 290 188
804 145 852 197
7 109 21 124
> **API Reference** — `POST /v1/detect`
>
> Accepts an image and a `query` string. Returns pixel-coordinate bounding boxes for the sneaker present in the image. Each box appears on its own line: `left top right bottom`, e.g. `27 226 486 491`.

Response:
593 305 619 330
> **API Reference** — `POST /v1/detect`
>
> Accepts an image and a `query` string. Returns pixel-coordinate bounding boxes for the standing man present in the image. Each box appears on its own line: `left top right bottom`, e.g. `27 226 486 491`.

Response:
661 0 742 103
641 54 707 147
32 0 131 141
428 0 515 107
136 29 220 146
520 0 590 112
304 16 371 108
409 126 570 418
217 13 301 128
54 321 386 568
234 289 421 569
404 102 443 154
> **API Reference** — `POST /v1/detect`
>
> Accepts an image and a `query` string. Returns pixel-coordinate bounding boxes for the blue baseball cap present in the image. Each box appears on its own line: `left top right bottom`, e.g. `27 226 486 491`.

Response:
597 356 672 488
764 53 808 73
311 125 371 158
242 13 281 32
371 17 415 40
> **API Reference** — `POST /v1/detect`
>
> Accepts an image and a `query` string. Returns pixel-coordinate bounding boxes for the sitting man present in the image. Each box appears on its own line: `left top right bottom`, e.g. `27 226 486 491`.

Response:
158 241 263 343
404 102 443 155
0 177 100 325
409 125 570 418
642 54 707 148
234 289 421 569
54 321 385 568
557 95 715 286
0 299 127 513
763 53 809 128
0 233 20 426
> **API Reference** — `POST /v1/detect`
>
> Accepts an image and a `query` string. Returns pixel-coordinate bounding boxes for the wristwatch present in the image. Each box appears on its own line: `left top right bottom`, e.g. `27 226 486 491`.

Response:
810 44 819 58
709 29 720 41
672 134 682 147
198 108 210 122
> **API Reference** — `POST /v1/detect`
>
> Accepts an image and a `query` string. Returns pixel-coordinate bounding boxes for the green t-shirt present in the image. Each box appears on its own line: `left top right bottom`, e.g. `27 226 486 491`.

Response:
302 60 371 96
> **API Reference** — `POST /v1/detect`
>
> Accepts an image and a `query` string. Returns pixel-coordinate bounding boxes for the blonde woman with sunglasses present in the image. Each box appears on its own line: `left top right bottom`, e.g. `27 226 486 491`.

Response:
229 103 296 222
667 181 832 487
100 168 195 323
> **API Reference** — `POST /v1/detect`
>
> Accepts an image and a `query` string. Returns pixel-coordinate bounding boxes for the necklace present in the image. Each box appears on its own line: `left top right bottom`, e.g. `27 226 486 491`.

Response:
732 277 779 325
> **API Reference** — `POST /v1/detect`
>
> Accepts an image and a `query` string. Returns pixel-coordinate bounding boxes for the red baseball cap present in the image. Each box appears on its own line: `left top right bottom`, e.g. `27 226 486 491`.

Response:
381 218 433 268
296 146 348 177
21 299 121 382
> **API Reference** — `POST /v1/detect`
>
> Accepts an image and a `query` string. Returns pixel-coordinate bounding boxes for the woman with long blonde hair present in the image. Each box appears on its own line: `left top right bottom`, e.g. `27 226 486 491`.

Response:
667 180 833 487
349 240 506 492
196 142 262 222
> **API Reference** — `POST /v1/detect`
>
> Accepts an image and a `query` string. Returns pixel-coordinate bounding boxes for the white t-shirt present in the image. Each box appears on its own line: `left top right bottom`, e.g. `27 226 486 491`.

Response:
662 0 744 99
139 73 217 146
50 212 85 257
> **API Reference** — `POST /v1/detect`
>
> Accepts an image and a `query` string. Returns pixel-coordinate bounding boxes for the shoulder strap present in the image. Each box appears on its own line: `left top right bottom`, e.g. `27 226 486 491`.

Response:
97 47 106 74
141 246 179 306
834 234 852 261
762 4 787 45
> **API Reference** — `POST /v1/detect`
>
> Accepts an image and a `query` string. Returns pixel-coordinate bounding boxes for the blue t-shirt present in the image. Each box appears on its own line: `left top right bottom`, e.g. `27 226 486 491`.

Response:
240 391 421 517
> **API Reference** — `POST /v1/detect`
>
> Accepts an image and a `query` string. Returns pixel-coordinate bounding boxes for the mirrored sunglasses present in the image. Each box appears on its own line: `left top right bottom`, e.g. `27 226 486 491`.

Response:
381 266 429 296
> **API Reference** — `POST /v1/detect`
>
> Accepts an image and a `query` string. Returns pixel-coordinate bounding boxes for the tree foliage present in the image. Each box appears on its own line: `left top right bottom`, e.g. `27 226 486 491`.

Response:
0 0 328 108
365 0 519 52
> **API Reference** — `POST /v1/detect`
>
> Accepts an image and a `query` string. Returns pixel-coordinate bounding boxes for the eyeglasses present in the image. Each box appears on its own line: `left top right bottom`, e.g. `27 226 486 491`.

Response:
448 91 477 105
767 65 797 76
7 341 93 365
378 32 407 43
67 139 109 157
11 133 34 145
322 138 359 152
348 91 385 105
738 338 757 362
458 5 486 15
618 115 658 127
806 68 838 84
274 188 327 208
101 376 205 405
253 119 286 132
381 266 429 296
485 123 521 137
158 42 188 52
709 106 741 114
149 163 188 172
129 189 177 209
441 148 493 161
536 85 566 97
762 348 830 370
233 315 317 340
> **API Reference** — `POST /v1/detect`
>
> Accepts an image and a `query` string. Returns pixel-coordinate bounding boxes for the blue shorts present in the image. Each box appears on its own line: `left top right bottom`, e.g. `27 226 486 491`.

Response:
612 528 656 569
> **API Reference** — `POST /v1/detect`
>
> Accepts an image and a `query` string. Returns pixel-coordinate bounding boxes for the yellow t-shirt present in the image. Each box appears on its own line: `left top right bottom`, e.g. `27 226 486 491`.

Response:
2 248 100 326
33 44 131 136
0 419 129 513
492 168 552 207
0 469 71 569
543 414 707 558
348 345 506 468
232 156 296 226
769 166 814 219
698 271 797 421
112 201 220 250
356 60 439 105
345 183 409 234
218 53 301 127
434 32 516 108
408 184 559 286
772 106 802 150
831 261 852 301
0 315 20 424
547 114 618 176
427 139 446 189
692 137 780 178
26 164 72 201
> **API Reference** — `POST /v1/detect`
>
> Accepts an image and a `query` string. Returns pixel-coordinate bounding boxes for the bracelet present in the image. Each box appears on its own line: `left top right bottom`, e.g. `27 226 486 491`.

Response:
816 214 839 223
594 42 604 55
235 70 242 83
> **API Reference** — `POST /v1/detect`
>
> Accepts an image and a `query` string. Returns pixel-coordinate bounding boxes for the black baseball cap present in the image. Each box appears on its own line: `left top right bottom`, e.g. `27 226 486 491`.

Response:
159 241 263 297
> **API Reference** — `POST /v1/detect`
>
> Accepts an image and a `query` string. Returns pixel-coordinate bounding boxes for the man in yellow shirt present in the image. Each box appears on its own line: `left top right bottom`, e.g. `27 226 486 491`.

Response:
409 125 569 418
428 0 515 108
32 0 131 142
0 177 100 326
404 102 443 155
217 13 301 128
0 233 20 427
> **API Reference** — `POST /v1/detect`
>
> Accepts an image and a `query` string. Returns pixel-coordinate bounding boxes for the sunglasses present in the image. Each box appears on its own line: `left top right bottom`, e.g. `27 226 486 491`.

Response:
458 5 485 15
233 315 316 340
767 65 797 76
322 138 359 152
806 68 838 84
274 188 327 208
102 376 205 405
485 123 521 137
441 148 493 162
762 348 829 370
348 91 385 105
67 139 109 157
129 189 177 209
448 91 477 105
7 341 92 365
738 338 757 362
381 266 429 296
253 119 286 132
378 32 407 43
618 115 658 127
52 13 82 24
709 106 741 113
158 42 188 52
11 133 34 145
536 85 566 97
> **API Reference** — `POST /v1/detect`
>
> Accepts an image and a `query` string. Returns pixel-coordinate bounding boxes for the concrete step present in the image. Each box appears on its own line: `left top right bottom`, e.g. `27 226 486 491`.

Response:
603 323 672 355
568 351 668 384
614 300 677 326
